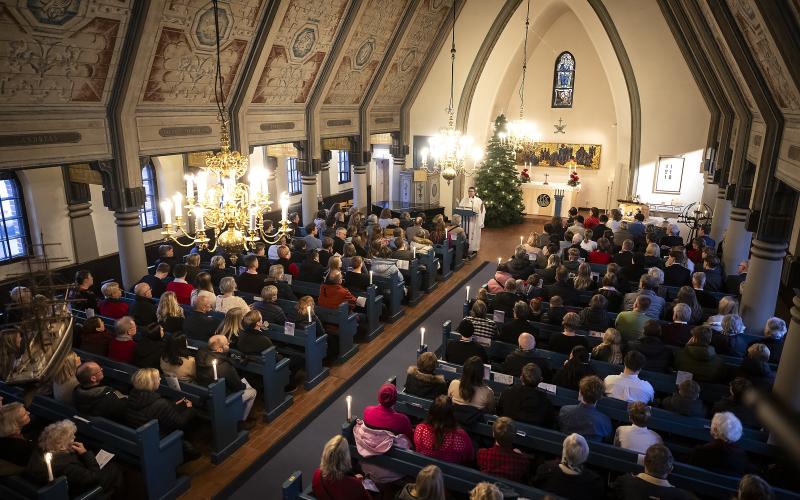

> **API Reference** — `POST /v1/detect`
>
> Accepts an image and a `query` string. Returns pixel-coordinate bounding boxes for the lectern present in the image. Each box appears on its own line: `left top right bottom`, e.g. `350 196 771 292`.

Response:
454 207 478 251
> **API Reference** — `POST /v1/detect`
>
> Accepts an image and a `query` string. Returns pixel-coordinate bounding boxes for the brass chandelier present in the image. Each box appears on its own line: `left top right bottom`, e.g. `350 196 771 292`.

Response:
502 0 539 151
420 0 482 185
159 0 290 252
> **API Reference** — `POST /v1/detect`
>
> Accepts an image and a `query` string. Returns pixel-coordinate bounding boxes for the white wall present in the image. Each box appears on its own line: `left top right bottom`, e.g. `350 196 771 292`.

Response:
89 183 118 255
327 150 353 196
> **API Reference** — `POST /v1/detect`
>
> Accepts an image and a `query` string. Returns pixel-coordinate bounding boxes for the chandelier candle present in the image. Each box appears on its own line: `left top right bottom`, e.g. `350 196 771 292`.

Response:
185 174 194 200
346 395 352 422
173 193 183 218
160 201 173 225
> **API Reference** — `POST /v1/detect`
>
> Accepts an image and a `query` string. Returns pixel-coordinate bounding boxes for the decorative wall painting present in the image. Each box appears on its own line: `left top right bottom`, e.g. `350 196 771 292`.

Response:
516 142 601 169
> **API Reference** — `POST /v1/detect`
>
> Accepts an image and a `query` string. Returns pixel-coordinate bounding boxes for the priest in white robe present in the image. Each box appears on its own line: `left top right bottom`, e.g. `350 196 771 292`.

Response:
458 186 486 253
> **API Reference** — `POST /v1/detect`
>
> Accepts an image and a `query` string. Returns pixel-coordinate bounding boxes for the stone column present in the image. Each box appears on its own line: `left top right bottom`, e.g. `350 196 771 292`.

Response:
740 239 786 332
723 206 752 275
710 189 731 245
68 202 100 262
774 290 800 412
266 155 279 201
352 164 367 213
319 158 332 199
301 175 318 226
114 210 147 290
700 173 718 210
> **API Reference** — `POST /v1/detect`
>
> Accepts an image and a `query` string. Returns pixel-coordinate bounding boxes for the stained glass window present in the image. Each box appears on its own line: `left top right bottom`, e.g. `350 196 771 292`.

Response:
552 51 575 108
288 157 301 195
0 174 29 261
139 163 160 229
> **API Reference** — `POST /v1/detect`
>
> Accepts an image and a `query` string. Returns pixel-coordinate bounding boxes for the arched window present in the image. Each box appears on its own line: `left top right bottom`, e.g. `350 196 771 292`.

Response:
140 163 160 229
287 157 301 195
0 173 29 262
552 51 575 108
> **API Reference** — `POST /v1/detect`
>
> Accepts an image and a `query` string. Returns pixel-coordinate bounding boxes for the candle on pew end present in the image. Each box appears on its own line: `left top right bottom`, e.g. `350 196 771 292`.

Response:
466 285 470 301
307 305 312 322
346 395 352 422
212 359 218 380
369 270 373 285
45 452 53 482
420 327 425 347
520 235 523 245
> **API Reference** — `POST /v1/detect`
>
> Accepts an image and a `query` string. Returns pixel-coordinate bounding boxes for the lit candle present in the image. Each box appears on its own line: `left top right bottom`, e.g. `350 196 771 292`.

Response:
466 285 470 301
172 192 183 218
412 246 416 259
44 452 53 482
195 207 205 232
520 235 524 245
212 359 218 380
248 209 256 231
185 174 194 198
280 191 289 222
346 395 352 422
196 172 208 203
498 257 502 266
262 169 270 199
307 305 312 322
369 270 373 285
420 327 425 347
160 200 173 224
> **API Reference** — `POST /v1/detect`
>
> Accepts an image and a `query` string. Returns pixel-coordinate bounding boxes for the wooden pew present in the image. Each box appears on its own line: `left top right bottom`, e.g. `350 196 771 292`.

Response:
0 476 102 500
416 250 439 292
265 322 329 390
73 349 249 463
371 272 405 322
433 242 453 280
276 299 359 363
25 395 190 500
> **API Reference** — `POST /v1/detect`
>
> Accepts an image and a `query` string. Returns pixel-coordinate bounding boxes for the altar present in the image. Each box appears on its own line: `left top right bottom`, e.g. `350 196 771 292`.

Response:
521 182 580 217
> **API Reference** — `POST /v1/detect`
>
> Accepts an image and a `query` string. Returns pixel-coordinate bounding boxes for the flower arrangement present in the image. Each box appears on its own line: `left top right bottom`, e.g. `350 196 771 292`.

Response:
567 171 580 187
519 168 530 183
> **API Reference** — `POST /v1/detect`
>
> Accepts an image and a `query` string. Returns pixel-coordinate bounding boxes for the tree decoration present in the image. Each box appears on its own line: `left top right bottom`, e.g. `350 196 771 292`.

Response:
475 114 525 227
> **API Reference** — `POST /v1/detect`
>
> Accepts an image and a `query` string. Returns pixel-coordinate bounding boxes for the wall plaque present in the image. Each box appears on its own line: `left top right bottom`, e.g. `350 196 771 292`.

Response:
326 119 352 127
374 116 394 124
158 126 212 137
260 122 296 131
0 132 81 147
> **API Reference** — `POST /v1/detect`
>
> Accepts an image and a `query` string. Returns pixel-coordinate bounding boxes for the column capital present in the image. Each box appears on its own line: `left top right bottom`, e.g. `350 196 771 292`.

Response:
353 164 367 175
67 202 93 219
749 238 788 261
730 207 749 222
114 209 142 227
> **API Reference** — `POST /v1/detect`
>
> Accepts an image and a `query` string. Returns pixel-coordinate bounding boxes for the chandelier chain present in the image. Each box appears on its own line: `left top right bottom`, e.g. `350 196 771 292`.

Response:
212 0 226 126
519 0 531 119
448 0 456 120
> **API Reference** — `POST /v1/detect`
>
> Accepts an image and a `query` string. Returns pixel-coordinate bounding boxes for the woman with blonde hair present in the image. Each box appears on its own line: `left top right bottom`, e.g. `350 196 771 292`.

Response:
157 291 185 334
210 255 234 291
215 307 245 345
215 276 249 314
573 262 596 291
0 402 34 466
312 435 371 500
470 482 502 500
592 328 623 364
534 433 604 499
28 419 123 495
52 351 81 404
125 368 197 448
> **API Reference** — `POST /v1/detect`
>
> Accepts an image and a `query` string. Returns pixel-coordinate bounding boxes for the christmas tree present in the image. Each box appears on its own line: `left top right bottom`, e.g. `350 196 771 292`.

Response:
475 114 524 227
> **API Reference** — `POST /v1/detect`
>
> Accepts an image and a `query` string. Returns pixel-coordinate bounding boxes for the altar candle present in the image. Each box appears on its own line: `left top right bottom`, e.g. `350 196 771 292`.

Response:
420 327 425 347
307 305 312 322
44 452 53 482
172 193 183 218
369 270 373 285
212 359 218 380
466 285 470 301
346 395 352 422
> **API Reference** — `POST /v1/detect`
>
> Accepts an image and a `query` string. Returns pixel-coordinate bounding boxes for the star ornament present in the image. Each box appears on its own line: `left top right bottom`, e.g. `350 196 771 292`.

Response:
554 118 566 134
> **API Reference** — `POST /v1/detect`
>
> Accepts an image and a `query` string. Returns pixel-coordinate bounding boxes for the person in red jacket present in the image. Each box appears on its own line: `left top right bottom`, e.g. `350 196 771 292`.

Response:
107 316 137 364
166 264 194 305
97 282 129 319
312 435 372 500
362 383 413 443
318 270 357 311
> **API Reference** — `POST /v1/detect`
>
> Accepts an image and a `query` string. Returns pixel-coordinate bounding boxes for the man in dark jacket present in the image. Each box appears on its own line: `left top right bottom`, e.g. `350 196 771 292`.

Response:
236 310 274 355
265 264 297 301
333 227 348 255
628 320 672 373
590 215 610 242
345 256 370 293
125 369 197 434
493 279 520 318
544 266 579 306
319 237 334 267
134 263 170 298
130 282 158 327
498 302 535 344
663 250 692 287
236 255 268 295
501 333 552 381
298 250 326 283
497 363 554 427
73 362 126 419
445 320 488 365
507 247 534 279
612 444 693 500
195 335 257 421
702 255 724 293
182 293 220 341
724 260 747 294
661 304 693 347
691 272 718 309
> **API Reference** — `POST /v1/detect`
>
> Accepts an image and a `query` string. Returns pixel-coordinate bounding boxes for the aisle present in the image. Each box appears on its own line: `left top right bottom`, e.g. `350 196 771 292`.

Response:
226 261 496 499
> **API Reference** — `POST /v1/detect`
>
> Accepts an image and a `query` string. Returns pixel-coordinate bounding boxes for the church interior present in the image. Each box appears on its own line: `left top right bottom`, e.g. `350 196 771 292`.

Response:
0 0 799 498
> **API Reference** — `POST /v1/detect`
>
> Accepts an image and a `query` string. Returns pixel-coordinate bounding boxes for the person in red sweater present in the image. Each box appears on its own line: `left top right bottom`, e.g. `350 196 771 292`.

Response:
97 282 129 319
363 383 413 442
588 237 614 265
166 264 194 306
312 435 372 500
414 395 473 465
477 416 531 483
107 316 137 364
584 207 601 230
318 270 357 311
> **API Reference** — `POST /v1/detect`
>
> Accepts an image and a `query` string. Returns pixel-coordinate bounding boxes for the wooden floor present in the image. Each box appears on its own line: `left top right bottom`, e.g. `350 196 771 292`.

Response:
181 216 547 499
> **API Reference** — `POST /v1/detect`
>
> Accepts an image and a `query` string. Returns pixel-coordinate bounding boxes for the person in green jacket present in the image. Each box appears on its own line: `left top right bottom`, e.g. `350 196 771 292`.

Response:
673 326 727 383
615 295 651 343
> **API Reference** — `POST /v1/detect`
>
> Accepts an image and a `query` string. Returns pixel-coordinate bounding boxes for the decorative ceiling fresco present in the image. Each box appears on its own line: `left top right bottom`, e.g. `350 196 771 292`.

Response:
251 0 349 105
373 0 452 107
697 1 759 118
726 0 800 113
141 0 265 105
323 0 410 106
0 0 132 106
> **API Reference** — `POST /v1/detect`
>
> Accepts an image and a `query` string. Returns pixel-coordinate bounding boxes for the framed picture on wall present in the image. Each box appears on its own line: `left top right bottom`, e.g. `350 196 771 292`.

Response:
413 135 432 170
653 155 685 194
